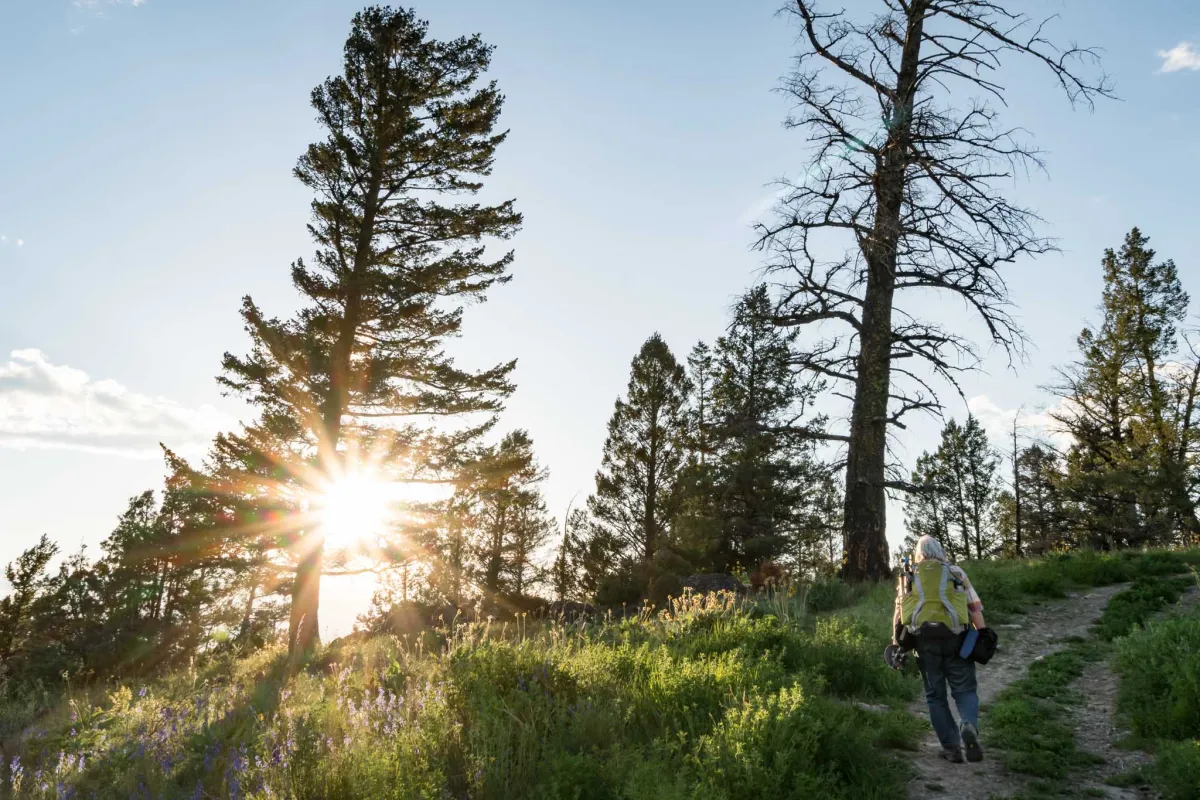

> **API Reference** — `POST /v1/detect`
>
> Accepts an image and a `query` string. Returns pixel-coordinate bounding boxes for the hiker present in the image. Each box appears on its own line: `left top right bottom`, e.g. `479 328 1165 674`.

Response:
893 535 987 764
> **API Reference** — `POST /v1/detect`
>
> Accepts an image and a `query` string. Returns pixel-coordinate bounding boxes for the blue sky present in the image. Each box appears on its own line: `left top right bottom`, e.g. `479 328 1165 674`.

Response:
2 0 1198 636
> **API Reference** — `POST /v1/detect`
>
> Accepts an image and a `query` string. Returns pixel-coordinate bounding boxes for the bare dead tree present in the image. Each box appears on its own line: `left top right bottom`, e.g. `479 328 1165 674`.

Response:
756 0 1113 580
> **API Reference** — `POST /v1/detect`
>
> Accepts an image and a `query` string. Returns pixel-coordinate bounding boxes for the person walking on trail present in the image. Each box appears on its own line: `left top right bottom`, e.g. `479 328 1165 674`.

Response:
893 535 988 764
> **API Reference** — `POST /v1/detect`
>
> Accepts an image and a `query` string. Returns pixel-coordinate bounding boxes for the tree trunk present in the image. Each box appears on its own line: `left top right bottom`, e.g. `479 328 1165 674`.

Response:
238 580 259 642
288 542 322 658
841 282 898 581
1012 417 1023 557
290 160 383 659
840 2 926 583
644 406 659 563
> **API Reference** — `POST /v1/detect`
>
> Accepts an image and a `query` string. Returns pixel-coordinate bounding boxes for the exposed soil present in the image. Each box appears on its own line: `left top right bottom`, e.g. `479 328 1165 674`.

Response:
1070 655 1153 799
904 584 1128 800
1067 585 1200 799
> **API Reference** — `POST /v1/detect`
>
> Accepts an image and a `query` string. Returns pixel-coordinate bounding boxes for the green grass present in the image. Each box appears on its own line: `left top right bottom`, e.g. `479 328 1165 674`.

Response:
983 571 1193 794
0 591 924 800
2 547 1198 799
1113 606 1200 800
1096 575 1190 641
985 642 1106 780
959 549 1200 623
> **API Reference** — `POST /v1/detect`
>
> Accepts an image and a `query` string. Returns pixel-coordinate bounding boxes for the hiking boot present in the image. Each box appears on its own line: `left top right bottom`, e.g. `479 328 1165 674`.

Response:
939 745 964 764
960 722 984 762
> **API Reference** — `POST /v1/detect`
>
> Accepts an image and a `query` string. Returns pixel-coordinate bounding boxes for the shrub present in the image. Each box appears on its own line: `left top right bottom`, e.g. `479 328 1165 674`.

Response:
1155 739 1200 800
1097 576 1188 641
690 686 911 800
780 616 913 704
804 576 864 613
1115 613 1200 741
647 572 683 609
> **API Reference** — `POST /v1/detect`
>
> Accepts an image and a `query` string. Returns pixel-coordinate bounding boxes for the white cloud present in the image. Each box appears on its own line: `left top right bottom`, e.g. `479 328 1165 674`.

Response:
15 240 23 247
71 0 147 15
965 394 1074 452
1158 42 1200 73
0 349 232 459
737 185 789 227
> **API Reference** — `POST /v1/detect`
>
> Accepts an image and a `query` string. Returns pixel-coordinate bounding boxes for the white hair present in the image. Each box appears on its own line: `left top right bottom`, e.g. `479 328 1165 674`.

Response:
913 535 948 564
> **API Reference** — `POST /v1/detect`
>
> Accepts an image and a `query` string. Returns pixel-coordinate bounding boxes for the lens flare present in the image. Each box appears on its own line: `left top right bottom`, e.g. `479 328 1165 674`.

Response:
317 474 393 550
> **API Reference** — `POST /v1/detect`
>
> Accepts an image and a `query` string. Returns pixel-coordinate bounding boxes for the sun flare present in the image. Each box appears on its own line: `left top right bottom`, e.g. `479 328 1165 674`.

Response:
315 471 452 551
317 474 393 550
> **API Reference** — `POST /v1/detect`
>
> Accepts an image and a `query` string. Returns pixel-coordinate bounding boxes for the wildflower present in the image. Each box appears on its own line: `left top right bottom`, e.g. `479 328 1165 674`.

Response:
10 756 24 791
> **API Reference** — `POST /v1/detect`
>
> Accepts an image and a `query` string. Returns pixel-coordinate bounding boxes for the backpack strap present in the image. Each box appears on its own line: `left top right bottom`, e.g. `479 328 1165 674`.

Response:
937 563 960 630
908 567 927 627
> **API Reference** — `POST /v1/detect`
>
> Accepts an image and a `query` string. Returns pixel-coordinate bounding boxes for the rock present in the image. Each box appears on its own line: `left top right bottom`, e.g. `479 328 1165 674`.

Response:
680 574 748 596
853 702 890 713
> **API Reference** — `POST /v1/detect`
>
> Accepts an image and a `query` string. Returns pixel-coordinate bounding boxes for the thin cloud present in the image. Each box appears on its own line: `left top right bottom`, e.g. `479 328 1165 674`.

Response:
737 185 789 227
966 394 1074 452
0 349 231 459
73 0 146 7
16 240 23 247
71 0 147 19
1158 42 1200 73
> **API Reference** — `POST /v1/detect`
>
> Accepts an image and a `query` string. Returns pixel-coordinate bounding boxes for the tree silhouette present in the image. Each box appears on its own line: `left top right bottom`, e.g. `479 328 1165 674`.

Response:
218 6 520 656
758 0 1113 580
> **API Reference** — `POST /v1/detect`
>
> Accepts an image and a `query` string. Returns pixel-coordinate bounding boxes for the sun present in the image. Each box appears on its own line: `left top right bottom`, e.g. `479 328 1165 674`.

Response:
316 473 394 550
314 471 453 551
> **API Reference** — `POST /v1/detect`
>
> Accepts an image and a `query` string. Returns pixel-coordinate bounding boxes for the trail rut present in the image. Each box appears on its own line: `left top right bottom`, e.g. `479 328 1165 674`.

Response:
904 584 1126 800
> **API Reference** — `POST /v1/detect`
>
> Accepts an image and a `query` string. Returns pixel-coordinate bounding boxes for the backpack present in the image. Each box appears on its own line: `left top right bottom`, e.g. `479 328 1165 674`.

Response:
899 560 970 636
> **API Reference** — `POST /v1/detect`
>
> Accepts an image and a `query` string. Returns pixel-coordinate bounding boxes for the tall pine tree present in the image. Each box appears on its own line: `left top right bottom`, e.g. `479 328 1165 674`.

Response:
588 334 690 565
1051 229 1195 548
218 7 520 656
904 416 1000 560
707 286 823 571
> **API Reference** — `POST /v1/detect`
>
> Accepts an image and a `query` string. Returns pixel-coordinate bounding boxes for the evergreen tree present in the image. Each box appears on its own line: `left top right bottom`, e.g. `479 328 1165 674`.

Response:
1051 229 1195 548
550 507 586 602
572 513 622 602
672 341 723 566
903 451 957 559
793 471 844 575
217 7 520 656
0 535 57 672
588 334 690 564
707 286 823 571
905 416 1000 560
940 416 1001 560
416 430 552 605
991 490 1018 558
1015 443 1070 554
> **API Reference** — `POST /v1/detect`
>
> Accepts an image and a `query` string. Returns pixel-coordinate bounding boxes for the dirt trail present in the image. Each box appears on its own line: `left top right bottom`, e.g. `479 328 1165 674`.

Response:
905 584 1127 800
1070 655 1153 799
1067 585 1199 799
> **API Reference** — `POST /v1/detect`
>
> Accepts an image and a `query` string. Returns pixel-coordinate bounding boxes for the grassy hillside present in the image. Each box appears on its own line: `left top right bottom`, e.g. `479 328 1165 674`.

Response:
3 549 1199 800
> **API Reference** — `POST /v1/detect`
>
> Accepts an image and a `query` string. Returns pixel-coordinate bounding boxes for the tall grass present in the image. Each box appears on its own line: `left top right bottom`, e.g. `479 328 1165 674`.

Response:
1112 572 1200 800
3 547 1198 799
0 590 922 800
